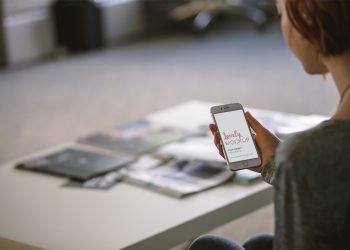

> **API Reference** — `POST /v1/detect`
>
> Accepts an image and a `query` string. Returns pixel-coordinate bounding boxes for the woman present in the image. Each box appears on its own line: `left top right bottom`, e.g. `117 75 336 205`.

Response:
190 0 350 249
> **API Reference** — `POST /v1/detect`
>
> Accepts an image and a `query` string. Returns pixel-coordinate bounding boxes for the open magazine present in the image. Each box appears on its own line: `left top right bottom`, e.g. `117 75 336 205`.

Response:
62 154 258 192
123 158 233 198
247 108 328 139
78 120 195 155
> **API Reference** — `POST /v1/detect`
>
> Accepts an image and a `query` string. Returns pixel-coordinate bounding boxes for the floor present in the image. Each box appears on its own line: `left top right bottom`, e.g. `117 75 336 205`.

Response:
0 20 339 249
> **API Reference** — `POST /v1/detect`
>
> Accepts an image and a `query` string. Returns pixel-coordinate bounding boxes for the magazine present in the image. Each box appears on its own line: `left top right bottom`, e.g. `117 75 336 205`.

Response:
16 148 135 181
78 120 195 155
234 169 262 184
123 158 233 198
62 155 165 190
63 168 125 190
248 108 328 139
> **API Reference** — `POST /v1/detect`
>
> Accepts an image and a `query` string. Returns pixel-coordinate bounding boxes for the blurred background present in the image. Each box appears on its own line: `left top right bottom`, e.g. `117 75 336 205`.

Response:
0 0 339 246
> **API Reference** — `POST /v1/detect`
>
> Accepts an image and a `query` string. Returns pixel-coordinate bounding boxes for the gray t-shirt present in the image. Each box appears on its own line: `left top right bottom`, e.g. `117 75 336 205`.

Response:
262 119 350 249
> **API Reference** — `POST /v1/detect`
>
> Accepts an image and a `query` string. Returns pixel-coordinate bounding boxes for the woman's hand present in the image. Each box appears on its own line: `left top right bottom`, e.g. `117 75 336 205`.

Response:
209 111 281 173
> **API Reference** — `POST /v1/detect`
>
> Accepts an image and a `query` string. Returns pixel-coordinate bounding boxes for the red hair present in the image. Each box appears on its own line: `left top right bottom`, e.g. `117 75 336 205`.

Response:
286 0 350 56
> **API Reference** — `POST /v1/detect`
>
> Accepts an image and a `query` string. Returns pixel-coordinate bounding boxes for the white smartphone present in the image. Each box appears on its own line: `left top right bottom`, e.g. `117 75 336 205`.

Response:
210 103 261 171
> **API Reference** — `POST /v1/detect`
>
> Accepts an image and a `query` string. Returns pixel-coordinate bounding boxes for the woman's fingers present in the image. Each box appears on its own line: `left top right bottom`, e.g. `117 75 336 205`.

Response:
209 124 217 135
210 125 222 148
209 124 225 159
214 132 221 145
219 147 225 158
245 111 264 133
216 142 225 158
214 133 225 159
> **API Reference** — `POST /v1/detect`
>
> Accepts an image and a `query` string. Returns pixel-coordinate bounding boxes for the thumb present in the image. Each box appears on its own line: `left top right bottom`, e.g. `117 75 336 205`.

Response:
245 112 265 133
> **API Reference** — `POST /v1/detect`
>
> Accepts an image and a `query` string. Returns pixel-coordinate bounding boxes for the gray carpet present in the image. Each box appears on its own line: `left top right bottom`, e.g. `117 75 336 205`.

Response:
0 21 338 249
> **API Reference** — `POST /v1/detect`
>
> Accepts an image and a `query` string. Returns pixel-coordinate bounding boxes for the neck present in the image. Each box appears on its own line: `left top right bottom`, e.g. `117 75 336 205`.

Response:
323 51 350 120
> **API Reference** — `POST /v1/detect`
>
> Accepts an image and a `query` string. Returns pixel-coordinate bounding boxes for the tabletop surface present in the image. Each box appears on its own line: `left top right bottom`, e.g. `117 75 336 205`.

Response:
0 101 276 249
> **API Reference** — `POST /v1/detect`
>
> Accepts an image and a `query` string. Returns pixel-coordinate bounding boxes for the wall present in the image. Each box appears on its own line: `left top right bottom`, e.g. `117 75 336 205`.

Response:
1 0 144 66
100 0 144 45
3 0 55 66
3 0 53 13
0 0 6 66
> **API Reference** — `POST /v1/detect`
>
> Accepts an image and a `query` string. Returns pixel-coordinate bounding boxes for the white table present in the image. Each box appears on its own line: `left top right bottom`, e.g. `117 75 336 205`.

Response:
0 101 284 250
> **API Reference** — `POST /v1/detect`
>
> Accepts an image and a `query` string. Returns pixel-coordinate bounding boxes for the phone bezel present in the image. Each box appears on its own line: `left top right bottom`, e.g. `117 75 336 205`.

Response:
210 103 261 171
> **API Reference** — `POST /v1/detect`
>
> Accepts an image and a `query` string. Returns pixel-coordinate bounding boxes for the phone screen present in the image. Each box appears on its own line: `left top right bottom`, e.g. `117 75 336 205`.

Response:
214 110 259 163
